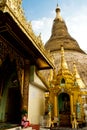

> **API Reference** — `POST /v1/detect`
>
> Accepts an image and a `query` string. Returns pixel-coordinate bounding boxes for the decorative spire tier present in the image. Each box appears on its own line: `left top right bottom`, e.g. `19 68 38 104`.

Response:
57 46 73 79
61 46 68 70
49 46 74 88
73 62 86 89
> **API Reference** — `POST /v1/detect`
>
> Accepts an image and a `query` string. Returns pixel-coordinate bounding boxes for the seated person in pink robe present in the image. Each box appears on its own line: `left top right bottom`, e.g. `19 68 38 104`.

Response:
21 113 30 128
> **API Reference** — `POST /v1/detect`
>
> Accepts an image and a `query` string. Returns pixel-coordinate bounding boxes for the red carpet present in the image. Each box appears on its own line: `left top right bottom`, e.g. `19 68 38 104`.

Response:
30 124 40 130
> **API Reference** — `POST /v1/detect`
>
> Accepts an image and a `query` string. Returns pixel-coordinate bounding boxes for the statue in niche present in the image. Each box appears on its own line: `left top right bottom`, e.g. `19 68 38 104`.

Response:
63 97 68 112
62 96 70 113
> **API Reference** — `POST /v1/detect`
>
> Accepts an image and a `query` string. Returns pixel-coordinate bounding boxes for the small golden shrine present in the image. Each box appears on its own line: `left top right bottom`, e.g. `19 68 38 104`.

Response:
45 46 87 127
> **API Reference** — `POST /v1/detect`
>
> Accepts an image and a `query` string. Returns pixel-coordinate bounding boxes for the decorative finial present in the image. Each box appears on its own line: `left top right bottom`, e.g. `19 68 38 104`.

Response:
73 62 81 79
55 4 62 21
73 62 86 89
61 46 68 70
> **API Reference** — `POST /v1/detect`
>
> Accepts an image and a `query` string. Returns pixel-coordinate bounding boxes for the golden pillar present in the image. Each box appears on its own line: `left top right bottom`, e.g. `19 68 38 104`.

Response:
70 94 74 123
22 60 30 112
54 94 58 117
21 69 24 96
70 94 73 114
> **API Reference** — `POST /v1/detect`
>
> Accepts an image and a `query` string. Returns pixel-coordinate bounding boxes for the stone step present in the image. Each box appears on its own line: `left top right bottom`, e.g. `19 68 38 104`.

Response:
40 126 87 130
21 127 32 130
5 126 21 130
0 123 39 130
5 126 33 130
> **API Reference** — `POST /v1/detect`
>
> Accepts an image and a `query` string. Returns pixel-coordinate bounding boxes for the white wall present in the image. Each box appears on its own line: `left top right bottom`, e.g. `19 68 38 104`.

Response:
28 71 46 124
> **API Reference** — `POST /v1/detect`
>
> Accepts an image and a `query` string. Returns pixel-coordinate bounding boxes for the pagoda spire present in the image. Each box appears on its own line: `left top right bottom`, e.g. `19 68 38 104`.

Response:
45 4 83 53
61 46 68 70
73 62 86 89
55 4 62 21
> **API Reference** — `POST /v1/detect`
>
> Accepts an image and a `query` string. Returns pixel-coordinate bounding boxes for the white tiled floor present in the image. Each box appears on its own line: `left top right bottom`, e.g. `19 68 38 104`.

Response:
6 126 32 130
6 126 21 130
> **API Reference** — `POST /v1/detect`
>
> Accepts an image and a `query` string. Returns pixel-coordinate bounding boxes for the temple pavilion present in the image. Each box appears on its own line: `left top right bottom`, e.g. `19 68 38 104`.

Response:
0 0 54 127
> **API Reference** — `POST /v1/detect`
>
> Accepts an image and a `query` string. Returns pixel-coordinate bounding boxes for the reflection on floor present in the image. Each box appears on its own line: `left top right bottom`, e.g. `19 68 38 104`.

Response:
0 123 20 130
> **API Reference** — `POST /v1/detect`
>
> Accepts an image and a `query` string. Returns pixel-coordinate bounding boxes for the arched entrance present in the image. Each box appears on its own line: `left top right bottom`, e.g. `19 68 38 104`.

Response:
58 92 71 127
0 56 22 123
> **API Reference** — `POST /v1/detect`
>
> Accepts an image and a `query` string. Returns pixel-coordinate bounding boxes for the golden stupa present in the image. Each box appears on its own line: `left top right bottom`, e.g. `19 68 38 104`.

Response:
43 4 87 127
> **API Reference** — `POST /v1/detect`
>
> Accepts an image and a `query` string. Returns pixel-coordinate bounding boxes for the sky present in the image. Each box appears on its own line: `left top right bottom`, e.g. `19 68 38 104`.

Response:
22 0 87 51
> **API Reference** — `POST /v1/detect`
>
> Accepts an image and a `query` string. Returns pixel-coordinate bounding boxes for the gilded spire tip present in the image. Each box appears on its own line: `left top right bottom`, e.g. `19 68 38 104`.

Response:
55 4 62 21
57 3 58 7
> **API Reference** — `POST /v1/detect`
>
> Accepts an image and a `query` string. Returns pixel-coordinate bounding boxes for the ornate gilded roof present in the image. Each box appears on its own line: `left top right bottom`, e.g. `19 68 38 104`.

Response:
51 50 87 87
45 5 84 53
53 47 74 88
0 0 54 69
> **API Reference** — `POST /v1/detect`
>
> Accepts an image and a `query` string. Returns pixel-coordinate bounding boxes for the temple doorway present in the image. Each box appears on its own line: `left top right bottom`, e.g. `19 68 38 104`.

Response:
0 56 22 123
58 92 71 127
6 84 22 123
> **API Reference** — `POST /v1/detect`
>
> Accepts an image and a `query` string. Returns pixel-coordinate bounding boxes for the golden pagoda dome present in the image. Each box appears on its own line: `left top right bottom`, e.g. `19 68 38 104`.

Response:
44 5 87 87
45 5 84 53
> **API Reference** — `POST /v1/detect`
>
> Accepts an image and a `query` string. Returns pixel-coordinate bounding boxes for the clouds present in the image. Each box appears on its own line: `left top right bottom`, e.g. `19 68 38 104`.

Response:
65 5 87 51
31 17 53 44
